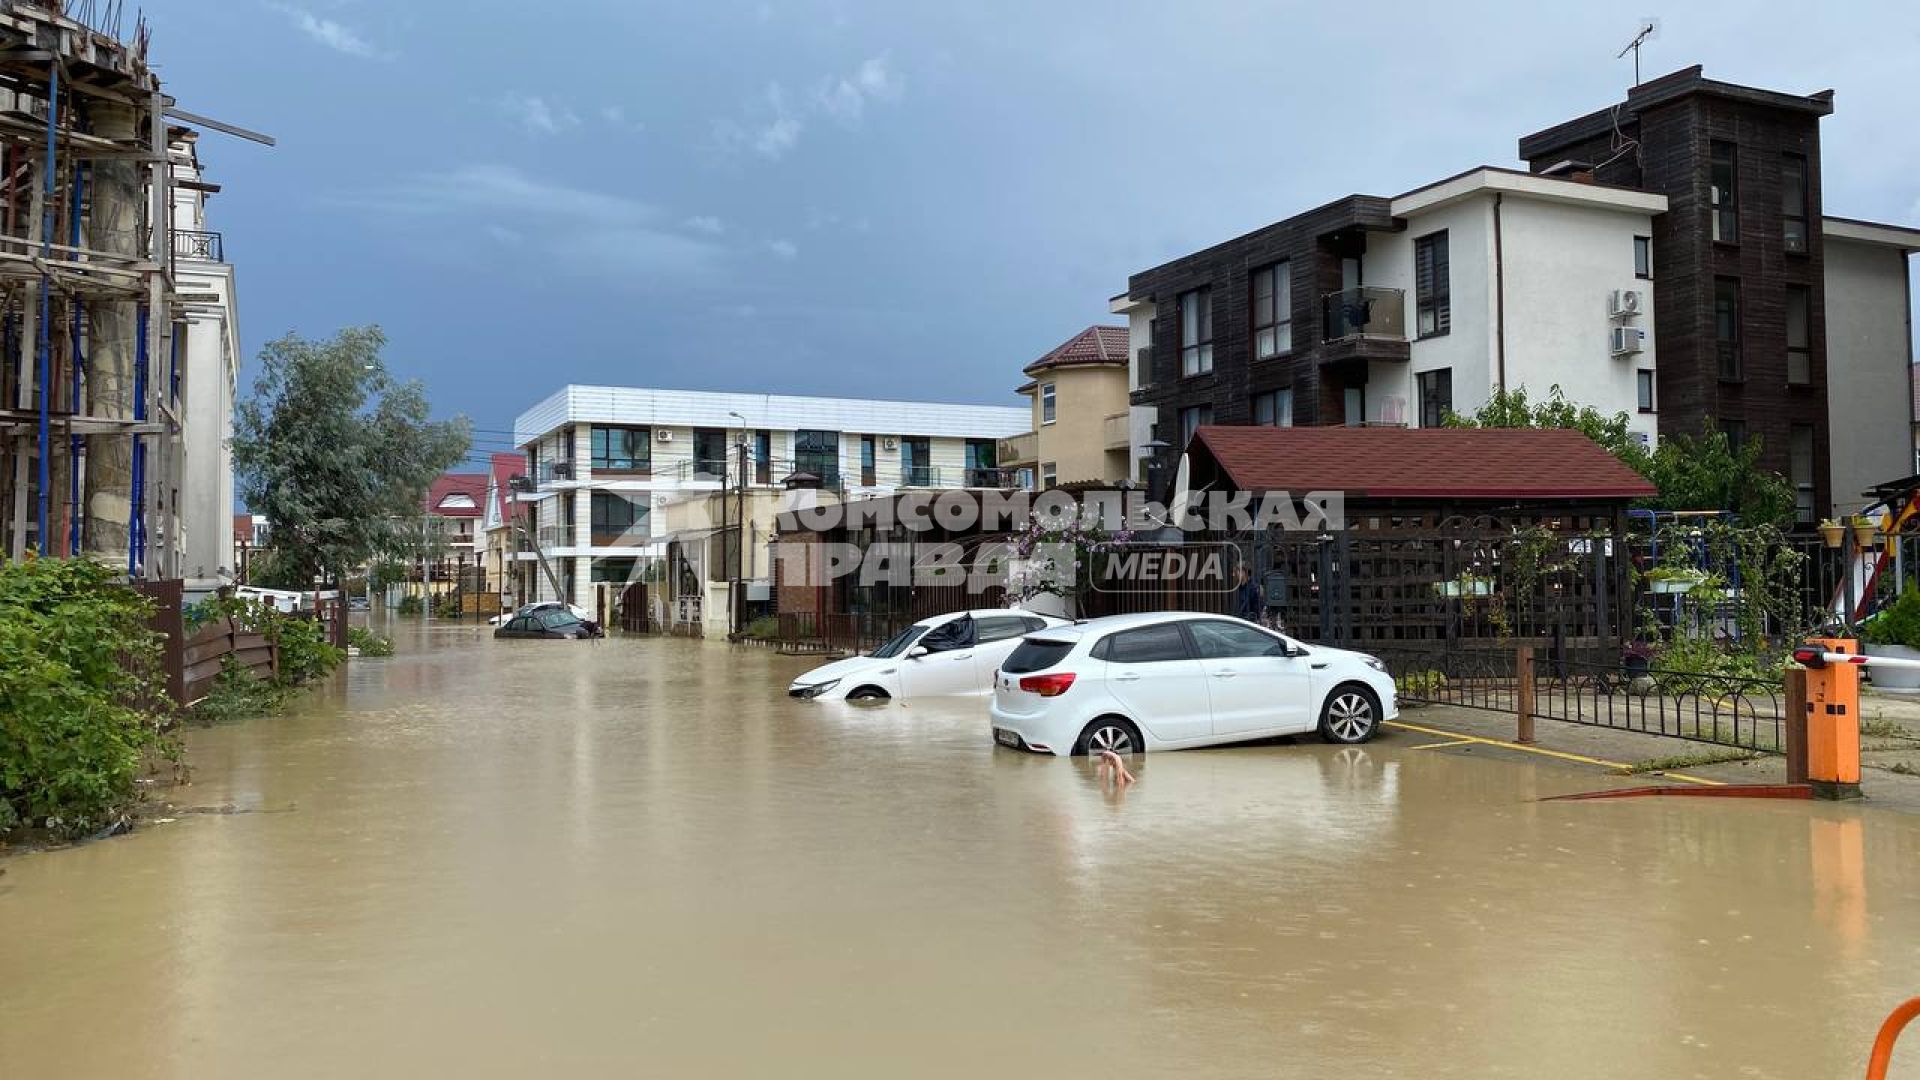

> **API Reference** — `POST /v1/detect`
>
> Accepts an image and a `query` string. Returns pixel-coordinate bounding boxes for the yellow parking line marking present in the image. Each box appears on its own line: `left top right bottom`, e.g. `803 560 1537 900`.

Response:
1384 718 1726 787
1407 739 1478 751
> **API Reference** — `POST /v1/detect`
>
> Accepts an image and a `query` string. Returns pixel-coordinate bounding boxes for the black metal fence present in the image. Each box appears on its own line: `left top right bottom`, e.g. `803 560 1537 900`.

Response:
1379 645 1784 752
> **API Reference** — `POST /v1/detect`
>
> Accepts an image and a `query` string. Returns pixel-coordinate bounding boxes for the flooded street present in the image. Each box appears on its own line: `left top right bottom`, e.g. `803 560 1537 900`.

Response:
5 625 1920 1078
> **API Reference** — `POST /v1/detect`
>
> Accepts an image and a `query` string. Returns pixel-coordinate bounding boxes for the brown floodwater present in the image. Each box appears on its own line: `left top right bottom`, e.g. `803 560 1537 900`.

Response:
5 621 1920 1078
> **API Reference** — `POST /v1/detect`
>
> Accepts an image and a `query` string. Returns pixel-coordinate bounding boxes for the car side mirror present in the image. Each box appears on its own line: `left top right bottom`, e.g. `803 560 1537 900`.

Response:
908 646 929 659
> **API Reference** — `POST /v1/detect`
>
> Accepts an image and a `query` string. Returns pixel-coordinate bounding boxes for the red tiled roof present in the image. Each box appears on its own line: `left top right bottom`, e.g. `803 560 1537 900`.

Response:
1190 427 1657 500
1022 325 1130 377
425 473 489 518
488 451 527 525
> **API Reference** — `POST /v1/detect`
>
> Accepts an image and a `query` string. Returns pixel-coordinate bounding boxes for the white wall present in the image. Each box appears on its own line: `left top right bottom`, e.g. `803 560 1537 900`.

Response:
1826 238 1915 516
1499 198 1657 444
1367 196 1494 424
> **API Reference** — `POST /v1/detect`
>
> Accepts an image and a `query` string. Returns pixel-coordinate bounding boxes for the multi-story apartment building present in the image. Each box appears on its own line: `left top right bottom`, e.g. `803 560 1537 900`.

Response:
997 325 1156 487
1115 66 1917 521
512 386 1029 611
173 131 245 590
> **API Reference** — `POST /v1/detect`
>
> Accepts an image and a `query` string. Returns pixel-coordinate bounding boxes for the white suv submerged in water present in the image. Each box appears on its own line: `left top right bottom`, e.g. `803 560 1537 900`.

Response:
988 612 1396 755
787 609 1069 702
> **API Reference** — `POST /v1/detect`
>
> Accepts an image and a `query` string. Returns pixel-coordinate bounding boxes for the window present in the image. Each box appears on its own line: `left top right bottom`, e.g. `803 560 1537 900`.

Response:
1414 231 1450 337
1789 424 1816 525
901 437 931 486
1343 386 1364 427
1782 154 1809 254
1040 383 1057 424
1098 623 1192 664
965 439 998 486
754 430 772 484
590 491 648 542
1786 285 1812 385
1040 462 1057 489
1003 638 1073 673
1179 404 1213 445
591 426 651 472
1710 141 1738 243
975 617 1035 644
1252 388 1293 427
1714 277 1742 380
1251 262 1292 358
1633 235 1652 279
1637 369 1656 413
1180 287 1213 375
1720 418 1747 448
692 428 727 481
1417 368 1453 429
590 557 637 583
795 429 840 484
859 435 876 485
1187 620 1285 659
919 616 974 652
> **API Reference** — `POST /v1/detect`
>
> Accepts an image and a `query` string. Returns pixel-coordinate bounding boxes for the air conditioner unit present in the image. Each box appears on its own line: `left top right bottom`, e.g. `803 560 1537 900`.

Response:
1609 326 1646 357
1608 289 1644 317
655 429 674 443
1629 431 1651 448
551 462 573 479
881 436 899 451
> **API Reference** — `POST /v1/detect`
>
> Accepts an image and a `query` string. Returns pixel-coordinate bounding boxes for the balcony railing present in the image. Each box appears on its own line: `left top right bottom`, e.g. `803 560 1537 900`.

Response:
172 229 224 262
536 460 576 483
1103 413 1130 450
997 431 1037 466
1322 286 1406 342
535 524 577 549
898 465 1025 489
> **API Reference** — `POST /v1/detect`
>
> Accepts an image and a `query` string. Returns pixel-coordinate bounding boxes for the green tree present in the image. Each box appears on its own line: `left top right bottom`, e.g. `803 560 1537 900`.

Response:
233 327 471 587
1446 384 1794 526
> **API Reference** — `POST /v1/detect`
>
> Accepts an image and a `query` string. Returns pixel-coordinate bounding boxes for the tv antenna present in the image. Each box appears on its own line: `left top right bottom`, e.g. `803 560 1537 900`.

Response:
1617 18 1660 86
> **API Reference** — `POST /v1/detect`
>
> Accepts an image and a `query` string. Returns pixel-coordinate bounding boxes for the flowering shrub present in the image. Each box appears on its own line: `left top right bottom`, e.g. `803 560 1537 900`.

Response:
1007 508 1132 603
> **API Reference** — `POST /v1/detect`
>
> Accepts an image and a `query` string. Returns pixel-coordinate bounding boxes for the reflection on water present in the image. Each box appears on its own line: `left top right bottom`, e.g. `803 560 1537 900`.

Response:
3 624 1920 1079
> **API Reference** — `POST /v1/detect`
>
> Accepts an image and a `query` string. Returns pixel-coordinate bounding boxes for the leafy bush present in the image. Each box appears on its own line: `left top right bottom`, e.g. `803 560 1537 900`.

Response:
1651 635 1784 696
1395 669 1448 697
0 557 173 839
349 625 394 656
434 591 462 619
396 594 424 616
271 613 342 687
188 658 284 726
743 615 779 639
1862 583 1920 649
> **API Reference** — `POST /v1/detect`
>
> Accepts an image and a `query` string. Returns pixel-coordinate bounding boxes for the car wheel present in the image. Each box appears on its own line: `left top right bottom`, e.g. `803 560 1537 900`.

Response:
1074 716 1142 757
846 686 889 702
1319 685 1380 744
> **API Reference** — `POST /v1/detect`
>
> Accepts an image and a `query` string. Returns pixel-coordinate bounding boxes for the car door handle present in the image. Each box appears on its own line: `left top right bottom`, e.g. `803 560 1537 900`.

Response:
1212 670 1237 678
1114 672 1142 681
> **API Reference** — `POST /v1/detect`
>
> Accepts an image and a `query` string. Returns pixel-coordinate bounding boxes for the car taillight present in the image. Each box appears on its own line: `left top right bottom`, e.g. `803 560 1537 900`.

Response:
1019 672 1076 697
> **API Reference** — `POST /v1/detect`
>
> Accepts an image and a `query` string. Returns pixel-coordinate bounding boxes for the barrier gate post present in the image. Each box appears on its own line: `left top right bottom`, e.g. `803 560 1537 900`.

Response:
1796 637 1863 800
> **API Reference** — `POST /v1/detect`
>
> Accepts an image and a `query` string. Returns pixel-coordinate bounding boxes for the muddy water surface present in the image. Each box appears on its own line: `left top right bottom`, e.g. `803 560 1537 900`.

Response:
4 623 1920 1078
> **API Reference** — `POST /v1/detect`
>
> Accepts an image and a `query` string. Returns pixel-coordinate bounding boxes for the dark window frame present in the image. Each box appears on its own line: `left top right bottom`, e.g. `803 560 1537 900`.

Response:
1785 284 1812 386
1250 262 1292 359
795 429 841 485
1179 404 1213 446
590 425 652 473
1789 422 1816 525
1179 287 1214 376
1414 231 1451 339
1710 141 1739 245
589 490 648 542
1637 369 1656 414
1714 276 1743 382
1417 368 1453 429
1252 388 1293 427
1040 382 1057 424
1781 153 1810 255
1633 235 1652 279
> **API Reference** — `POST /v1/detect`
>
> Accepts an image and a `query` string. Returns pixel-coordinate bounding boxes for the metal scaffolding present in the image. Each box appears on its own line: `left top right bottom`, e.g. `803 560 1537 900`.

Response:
0 2 193 576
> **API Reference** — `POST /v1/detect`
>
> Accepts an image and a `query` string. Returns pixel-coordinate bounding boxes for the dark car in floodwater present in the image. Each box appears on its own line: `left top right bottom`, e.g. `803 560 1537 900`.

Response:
493 608 603 640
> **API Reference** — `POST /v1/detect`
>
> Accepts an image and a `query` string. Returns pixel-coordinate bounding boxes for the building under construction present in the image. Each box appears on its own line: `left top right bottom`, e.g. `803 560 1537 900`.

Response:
0 1 259 587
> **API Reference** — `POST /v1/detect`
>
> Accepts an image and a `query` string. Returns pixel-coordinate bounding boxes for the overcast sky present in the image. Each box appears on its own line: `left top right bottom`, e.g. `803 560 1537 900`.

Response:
144 0 1918 469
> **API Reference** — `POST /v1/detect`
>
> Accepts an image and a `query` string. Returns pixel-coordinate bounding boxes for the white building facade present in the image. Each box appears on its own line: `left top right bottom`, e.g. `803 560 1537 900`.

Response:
171 133 243 590
511 386 1029 610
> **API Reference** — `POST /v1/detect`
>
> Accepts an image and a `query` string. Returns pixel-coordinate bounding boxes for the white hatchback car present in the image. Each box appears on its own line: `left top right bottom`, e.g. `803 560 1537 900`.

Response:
787 609 1069 702
988 612 1396 756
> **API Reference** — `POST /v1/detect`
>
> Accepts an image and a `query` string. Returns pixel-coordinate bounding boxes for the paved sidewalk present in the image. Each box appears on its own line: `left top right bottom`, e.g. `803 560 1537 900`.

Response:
1388 694 1920 815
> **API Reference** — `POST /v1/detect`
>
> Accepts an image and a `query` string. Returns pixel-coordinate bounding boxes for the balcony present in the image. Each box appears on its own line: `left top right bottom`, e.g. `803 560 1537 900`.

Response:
1103 413 1130 450
1319 286 1409 366
898 465 1026 489
535 460 576 484
535 524 577 549
997 431 1037 467
172 229 224 262
672 458 731 484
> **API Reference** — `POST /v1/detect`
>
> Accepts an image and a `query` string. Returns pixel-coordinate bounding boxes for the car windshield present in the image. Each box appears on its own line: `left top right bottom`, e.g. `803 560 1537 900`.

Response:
868 625 928 659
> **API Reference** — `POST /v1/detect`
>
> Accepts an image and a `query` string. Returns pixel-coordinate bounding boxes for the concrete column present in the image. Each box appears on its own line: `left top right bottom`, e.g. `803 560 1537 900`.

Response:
83 99 140 565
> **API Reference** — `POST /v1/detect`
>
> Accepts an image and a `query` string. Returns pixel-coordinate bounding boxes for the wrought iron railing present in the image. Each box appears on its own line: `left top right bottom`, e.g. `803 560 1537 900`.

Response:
172 229 224 262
